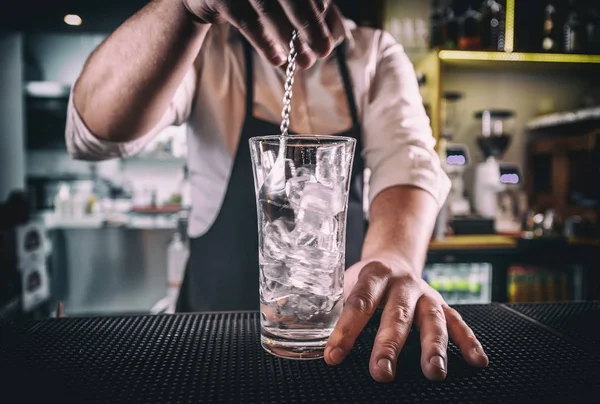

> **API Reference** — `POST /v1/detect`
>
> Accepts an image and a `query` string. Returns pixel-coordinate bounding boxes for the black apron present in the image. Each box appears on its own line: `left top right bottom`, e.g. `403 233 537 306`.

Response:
176 40 365 313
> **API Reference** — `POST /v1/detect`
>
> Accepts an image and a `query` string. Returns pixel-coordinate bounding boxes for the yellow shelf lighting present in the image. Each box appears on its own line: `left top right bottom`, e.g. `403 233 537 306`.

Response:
438 50 600 64
504 0 515 52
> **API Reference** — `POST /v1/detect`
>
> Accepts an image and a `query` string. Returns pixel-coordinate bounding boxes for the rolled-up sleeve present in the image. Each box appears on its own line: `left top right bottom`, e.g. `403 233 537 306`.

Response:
65 67 197 161
362 32 450 210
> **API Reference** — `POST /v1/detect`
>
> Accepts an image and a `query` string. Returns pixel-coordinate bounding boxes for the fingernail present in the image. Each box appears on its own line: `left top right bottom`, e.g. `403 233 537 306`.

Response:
330 347 344 364
275 53 287 65
275 47 287 64
430 355 446 372
377 358 393 374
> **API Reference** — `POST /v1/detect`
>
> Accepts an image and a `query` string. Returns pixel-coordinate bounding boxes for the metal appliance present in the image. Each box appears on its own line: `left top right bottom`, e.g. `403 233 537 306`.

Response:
473 110 520 219
0 190 51 321
444 143 472 216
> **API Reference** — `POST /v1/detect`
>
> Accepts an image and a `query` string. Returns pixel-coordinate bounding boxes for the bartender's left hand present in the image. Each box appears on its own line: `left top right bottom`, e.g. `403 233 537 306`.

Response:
324 255 489 383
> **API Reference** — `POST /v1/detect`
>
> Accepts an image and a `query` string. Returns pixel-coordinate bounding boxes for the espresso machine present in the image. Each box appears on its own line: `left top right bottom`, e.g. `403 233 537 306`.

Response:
473 110 520 219
0 190 51 321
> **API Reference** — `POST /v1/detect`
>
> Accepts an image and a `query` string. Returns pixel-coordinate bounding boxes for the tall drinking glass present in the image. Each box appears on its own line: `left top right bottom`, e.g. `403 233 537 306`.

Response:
249 135 356 360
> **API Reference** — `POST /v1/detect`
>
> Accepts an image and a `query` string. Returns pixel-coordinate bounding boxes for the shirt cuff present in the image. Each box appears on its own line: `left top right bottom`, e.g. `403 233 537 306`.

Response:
367 144 451 212
65 90 159 161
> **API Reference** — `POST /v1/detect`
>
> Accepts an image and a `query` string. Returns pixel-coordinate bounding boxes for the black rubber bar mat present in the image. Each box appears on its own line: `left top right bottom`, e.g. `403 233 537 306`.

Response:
508 302 600 356
1 303 599 403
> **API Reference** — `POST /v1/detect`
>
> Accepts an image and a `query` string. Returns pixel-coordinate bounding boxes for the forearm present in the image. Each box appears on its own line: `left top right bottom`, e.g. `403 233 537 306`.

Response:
361 185 439 276
73 0 209 142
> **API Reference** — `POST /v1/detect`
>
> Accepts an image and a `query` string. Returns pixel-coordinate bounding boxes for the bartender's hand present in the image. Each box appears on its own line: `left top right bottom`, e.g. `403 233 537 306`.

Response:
324 256 489 383
181 0 334 69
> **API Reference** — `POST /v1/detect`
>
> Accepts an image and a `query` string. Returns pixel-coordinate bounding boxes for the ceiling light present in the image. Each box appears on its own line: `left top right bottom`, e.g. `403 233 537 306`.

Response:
64 14 82 26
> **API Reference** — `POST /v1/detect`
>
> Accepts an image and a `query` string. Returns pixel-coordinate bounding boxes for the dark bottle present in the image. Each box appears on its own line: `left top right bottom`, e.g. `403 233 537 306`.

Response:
584 7 600 54
542 2 559 52
430 0 445 48
458 1 482 50
442 1 460 49
480 0 505 51
563 0 584 53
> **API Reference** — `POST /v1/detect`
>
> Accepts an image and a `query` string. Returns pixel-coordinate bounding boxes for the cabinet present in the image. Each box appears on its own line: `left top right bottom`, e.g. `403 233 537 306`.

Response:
526 130 600 222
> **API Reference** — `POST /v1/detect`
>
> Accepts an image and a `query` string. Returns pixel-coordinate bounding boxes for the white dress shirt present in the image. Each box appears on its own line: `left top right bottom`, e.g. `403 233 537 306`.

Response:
65 8 451 238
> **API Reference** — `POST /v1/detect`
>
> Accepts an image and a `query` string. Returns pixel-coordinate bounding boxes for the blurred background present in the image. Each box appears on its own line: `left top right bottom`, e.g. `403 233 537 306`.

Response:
1 0 599 321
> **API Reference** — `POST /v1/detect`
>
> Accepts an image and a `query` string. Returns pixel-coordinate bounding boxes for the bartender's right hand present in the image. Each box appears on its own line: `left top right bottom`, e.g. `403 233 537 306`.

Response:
181 0 334 69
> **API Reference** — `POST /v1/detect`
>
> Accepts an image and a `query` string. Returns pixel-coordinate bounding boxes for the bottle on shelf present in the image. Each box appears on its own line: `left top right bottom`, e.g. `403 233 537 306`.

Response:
542 2 560 52
179 164 192 210
442 0 460 49
458 0 483 50
430 0 445 48
583 6 600 54
563 0 584 53
480 0 505 51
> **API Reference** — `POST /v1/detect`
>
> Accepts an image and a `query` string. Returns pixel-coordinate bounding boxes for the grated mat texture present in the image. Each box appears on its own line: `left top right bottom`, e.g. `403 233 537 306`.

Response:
509 301 600 356
1 304 600 403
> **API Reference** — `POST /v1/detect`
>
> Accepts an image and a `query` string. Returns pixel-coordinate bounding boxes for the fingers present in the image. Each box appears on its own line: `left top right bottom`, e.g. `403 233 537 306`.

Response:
278 0 335 57
444 306 489 368
369 278 419 383
250 0 316 68
416 295 448 381
220 2 287 66
324 262 392 366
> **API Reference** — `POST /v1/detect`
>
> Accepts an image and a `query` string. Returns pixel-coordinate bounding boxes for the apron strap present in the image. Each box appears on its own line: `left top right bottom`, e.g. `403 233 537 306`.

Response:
243 40 255 118
335 42 362 141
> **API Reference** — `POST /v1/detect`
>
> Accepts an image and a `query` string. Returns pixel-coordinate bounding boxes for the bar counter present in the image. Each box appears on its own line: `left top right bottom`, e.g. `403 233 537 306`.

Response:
1 302 599 403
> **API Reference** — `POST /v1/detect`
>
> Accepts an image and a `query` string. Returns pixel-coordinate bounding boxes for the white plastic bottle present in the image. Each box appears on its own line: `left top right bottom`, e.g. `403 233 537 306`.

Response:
54 183 73 220
166 231 189 313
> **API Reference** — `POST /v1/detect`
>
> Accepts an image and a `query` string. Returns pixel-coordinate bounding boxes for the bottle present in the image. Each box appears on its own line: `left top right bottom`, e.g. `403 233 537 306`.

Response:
532 268 544 302
542 2 560 52
54 183 73 220
584 6 600 54
480 0 505 51
458 1 482 50
166 231 190 313
179 164 192 210
430 0 445 48
442 0 460 49
563 0 583 53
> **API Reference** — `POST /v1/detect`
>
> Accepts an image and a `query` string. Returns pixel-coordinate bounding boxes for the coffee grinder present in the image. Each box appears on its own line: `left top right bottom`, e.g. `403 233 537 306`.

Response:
441 92 472 216
473 110 518 219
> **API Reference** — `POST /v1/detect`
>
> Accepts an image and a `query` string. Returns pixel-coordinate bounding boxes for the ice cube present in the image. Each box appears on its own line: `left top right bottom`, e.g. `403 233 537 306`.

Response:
281 294 320 320
288 265 336 296
285 170 315 209
298 182 345 221
318 217 339 251
316 144 346 187
262 219 293 261
261 262 290 283
295 183 336 234
291 230 318 247
261 279 294 303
